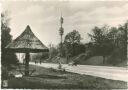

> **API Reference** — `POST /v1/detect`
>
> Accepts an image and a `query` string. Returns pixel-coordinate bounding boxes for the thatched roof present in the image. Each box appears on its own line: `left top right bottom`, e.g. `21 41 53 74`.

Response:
6 25 49 53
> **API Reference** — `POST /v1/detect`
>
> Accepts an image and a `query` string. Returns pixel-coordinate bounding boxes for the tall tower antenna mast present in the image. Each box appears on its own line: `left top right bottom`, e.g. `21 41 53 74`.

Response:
59 11 64 57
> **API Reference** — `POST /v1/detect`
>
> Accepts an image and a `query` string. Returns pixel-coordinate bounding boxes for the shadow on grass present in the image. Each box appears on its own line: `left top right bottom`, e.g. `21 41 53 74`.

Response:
30 74 67 79
7 77 80 89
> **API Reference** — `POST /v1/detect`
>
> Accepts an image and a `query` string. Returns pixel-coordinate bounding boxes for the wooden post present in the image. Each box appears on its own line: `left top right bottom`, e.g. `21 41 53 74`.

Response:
25 53 30 76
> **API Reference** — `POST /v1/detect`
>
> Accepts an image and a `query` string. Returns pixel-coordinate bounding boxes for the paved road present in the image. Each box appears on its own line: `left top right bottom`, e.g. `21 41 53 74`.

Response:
30 62 128 82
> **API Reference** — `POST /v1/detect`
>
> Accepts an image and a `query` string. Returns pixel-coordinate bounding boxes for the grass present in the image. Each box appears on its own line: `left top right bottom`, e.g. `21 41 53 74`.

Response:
72 54 127 67
6 65 127 89
78 56 104 65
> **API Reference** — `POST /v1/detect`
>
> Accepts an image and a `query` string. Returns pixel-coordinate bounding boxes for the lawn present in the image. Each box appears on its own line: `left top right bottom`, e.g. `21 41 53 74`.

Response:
6 65 127 89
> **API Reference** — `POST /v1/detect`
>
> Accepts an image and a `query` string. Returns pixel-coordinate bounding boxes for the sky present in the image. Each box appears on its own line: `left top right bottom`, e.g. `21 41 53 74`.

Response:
2 0 128 46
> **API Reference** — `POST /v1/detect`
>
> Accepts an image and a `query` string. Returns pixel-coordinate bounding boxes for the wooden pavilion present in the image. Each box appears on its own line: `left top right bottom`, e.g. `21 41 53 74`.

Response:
6 25 49 76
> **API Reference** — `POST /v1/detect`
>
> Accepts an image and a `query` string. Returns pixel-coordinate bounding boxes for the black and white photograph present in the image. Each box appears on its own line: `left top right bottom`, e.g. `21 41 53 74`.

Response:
1 0 128 89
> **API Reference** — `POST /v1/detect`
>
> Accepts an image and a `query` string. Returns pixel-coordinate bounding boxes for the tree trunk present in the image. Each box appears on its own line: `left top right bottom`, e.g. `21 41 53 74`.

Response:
66 55 69 64
72 44 75 56
25 53 30 76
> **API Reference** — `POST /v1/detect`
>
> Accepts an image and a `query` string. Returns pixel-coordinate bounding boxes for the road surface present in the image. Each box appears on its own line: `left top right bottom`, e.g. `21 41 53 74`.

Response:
30 62 128 82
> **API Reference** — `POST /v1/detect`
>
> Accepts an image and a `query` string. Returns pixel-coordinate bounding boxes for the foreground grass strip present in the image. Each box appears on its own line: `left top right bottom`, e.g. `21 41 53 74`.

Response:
6 65 127 89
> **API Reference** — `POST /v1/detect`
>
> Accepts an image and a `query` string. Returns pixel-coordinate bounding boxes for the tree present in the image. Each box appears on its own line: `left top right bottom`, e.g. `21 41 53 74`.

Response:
64 30 81 56
48 44 58 59
1 11 18 74
106 22 127 65
88 26 114 64
58 42 66 57
117 21 128 61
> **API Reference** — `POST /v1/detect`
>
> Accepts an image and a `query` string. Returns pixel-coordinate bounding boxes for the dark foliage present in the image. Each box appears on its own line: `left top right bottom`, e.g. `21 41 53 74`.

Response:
88 21 127 65
64 30 82 57
1 12 18 80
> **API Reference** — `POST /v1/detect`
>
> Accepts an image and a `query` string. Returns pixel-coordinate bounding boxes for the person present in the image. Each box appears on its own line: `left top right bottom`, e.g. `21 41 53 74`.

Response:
23 59 25 65
58 60 62 69
67 54 71 64
73 61 78 66
57 55 62 69
35 61 36 64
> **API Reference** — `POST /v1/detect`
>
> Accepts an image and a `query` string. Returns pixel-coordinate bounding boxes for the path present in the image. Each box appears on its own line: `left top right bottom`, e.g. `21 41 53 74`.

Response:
30 62 128 82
